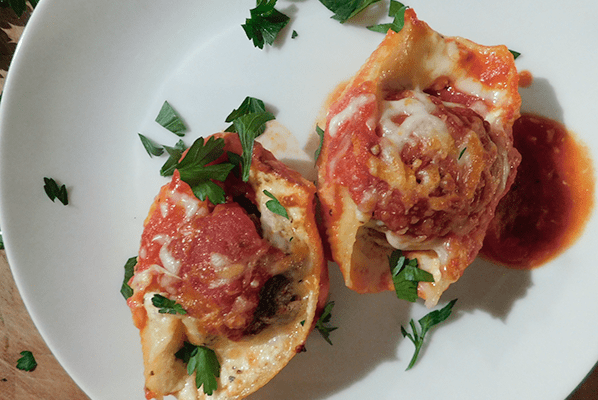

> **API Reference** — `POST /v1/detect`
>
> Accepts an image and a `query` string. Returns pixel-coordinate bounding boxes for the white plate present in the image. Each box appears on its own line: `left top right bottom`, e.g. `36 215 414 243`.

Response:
1 0 597 399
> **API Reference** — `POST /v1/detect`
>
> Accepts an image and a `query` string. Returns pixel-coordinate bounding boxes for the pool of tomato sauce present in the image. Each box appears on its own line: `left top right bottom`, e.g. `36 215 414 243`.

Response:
480 112 595 269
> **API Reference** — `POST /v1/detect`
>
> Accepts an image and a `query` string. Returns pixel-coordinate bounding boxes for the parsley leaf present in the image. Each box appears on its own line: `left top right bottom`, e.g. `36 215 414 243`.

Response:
192 180 229 205
389 250 434 302
175 342 221 395
120 256 137 300
0 231 4 250
401 299 458 370
315 301 338 345
155 101 187 137
16 350 37 371
291 30 298 39
151 294 187 315
225 96 267 133
458 147 467 160
227 151 244 179
233 111 275 182
314 125 325 162
138 133 164 157
176 136 235 205
319 0 382 24
263 190 289 219
242 0 290 49
43 177 68 205
160 140 188 177
368 0 408 33
509 49 521 60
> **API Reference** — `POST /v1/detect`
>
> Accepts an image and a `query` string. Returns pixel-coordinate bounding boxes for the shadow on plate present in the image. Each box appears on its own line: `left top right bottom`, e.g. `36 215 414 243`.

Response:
519 76 564 122
248 265 408 400
442 257 532 320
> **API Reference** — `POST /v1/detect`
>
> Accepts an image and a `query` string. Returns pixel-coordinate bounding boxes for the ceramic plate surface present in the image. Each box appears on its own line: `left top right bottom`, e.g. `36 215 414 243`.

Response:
1 0 597 399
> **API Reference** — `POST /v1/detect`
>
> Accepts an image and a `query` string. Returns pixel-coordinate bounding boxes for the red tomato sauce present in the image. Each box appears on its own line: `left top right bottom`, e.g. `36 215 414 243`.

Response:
481 113 595 269
170 202 277 334
518 70 533 88
131 170 285 339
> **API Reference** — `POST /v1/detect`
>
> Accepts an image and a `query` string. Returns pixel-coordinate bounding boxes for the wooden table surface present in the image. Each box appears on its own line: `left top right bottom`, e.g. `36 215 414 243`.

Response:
0 4 596 400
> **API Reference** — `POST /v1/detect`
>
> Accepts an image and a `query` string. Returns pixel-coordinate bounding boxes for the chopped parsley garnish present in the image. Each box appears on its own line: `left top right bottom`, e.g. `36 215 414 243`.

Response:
160 139 188 177
155 101 187 137
315 301 338 345
242 0 290 49
43 177 68 205
291 30 298 39
16 350 37 371
151 294 187 315
223 97 275 181
368 0 408 33
314 125 325 162
233 111 275 181
175 342 221 395
401 299 458 370
120 256 137 300
225 96 267 133
319 0 382 24
226 151 244 179
263 190 289 219
138 133 164 157
458 147 467 160
509 49 521 60
0 230 4 250
176 136 235 205
389 249 434 302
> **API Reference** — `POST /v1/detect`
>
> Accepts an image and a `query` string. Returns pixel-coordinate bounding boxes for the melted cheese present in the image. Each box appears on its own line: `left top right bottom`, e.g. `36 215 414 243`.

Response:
378 93 454 164
328 94 375 137
159 240 180 275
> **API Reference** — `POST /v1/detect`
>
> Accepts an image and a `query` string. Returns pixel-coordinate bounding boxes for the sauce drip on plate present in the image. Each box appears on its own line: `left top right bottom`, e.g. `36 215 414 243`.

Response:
481 113 595 269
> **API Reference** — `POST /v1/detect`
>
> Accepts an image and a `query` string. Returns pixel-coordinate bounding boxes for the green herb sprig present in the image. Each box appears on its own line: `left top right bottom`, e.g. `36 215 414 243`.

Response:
233 111 275 182
401 299 458 370
155 101 187 137
319 0 382 24
43 177 68 205
389 250 434 302
16 350 37 371
242 0 290 49
176 136 235 205
314 125 325 163
151 294 187 315
120 256 137 300
225 96 267 133
138 134 164 157
160 140 188 177
263 190 289 219
175 342 221 395
509 49 521 60
315 301 338 345
368 1 408 33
